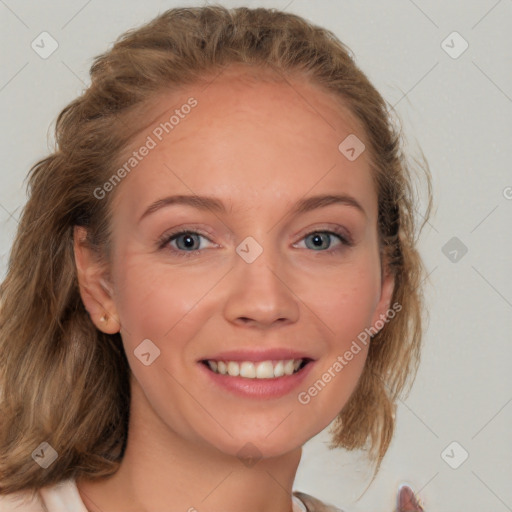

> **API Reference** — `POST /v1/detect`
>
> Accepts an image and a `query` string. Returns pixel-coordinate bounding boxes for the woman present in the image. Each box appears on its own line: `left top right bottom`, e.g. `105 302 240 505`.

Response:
0 6 431 511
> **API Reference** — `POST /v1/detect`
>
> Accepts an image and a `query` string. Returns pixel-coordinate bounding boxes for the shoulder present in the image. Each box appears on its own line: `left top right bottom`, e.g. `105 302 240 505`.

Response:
2 482 344 512
0 488 45 511
0 479 87 512
293 490 346 512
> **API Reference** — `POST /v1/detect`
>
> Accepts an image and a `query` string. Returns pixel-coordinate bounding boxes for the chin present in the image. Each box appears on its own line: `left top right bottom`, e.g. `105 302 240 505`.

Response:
194 421 317 463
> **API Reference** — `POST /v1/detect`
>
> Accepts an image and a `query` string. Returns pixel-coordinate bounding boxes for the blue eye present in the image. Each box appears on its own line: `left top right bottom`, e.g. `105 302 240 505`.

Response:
172 232 202 251
158 228 352 259
299 231 349 251
304 232 337 250
158 230 216 257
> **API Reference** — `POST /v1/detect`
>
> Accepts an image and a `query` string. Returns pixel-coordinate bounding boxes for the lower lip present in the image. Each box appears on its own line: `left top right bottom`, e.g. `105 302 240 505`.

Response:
197 361 315 399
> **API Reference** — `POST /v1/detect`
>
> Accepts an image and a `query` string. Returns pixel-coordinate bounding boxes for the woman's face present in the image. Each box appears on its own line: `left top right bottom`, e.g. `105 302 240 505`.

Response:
91 66 394 459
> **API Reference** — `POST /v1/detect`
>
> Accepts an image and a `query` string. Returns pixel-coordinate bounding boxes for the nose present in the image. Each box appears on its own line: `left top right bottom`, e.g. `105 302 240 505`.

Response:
223 247 300 329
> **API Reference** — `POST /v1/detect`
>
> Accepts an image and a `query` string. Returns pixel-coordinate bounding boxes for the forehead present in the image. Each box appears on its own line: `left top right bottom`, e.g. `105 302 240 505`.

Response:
111 65 377 221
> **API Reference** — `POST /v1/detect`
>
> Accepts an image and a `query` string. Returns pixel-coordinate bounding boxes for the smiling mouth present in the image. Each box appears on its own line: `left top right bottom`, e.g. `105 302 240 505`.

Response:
201 358 312 379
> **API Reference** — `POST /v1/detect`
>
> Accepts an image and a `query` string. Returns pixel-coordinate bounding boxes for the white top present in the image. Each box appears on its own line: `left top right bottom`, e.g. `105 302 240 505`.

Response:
0 479 311 512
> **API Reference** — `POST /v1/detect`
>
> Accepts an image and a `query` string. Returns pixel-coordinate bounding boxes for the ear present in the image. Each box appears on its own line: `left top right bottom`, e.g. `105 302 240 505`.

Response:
73 226 120 334
370 263 396 330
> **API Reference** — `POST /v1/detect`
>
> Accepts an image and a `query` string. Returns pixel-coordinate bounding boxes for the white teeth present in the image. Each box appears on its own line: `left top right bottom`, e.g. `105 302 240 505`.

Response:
273 361 284 377
256 361 274 379
227 361 240 376
239 362 256 378
206 358 305 379
217 361 227 375
283 359 295 376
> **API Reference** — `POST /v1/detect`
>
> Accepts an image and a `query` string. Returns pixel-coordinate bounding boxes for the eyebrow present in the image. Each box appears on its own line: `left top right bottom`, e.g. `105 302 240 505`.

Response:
138 193 366 223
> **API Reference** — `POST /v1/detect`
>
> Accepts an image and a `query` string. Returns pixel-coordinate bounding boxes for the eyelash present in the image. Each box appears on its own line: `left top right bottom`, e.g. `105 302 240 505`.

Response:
157 227 353 259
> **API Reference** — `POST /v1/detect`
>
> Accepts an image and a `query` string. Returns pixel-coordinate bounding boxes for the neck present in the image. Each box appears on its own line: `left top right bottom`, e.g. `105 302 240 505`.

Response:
77 379 302 512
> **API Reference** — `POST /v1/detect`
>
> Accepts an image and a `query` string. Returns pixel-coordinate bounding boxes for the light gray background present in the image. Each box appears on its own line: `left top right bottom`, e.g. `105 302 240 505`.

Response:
1 1 511 511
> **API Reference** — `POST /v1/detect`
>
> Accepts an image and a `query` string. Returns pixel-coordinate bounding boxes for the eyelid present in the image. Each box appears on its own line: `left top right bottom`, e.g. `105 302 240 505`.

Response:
294 224 354 246
292 231 351 252
157 224 354 257
157 226 218 253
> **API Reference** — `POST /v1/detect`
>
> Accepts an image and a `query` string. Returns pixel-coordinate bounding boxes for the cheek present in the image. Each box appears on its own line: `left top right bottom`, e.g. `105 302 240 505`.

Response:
112 254 226 349
328 282 379 345
296 280 376 422
302 259 382 345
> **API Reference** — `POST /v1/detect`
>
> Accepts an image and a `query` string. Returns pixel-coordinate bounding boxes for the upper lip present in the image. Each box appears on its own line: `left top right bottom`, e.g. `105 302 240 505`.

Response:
200 348 315 363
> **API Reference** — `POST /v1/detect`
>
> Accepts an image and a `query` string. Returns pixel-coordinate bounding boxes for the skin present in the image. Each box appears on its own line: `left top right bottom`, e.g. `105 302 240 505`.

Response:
73 64 398 512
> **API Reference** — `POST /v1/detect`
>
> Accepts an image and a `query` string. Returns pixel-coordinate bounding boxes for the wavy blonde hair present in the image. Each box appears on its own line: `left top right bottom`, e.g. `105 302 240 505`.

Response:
0 5 432 496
